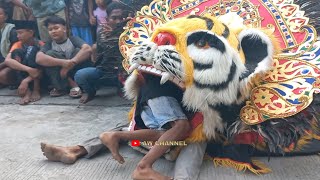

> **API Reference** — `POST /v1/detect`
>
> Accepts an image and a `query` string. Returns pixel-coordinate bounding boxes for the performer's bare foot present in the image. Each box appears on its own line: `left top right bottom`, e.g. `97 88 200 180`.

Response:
99 132 125 164
79 93 94 104
30 90 41 102
60 61 75 78
19 90 31 105
40 143 83 164
132 164 173 180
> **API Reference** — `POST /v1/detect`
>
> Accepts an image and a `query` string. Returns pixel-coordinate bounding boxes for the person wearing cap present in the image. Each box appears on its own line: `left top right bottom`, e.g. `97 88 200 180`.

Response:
35 16 92 98
4 20 44 105
0 5 19 88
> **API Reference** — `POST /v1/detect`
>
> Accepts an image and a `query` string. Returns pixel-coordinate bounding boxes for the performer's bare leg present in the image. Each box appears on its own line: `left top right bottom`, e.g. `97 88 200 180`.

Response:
99 120 190 180
99 129 165 164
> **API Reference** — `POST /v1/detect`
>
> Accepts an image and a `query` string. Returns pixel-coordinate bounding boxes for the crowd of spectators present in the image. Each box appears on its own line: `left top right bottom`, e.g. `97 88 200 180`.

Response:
0 0 146 104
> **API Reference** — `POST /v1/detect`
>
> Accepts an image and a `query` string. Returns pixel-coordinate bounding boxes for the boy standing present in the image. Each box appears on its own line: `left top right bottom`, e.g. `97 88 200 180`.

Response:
36 16 92 98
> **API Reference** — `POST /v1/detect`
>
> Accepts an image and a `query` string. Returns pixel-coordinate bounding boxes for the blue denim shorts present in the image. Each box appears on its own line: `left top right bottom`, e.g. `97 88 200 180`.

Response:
141 96 187 130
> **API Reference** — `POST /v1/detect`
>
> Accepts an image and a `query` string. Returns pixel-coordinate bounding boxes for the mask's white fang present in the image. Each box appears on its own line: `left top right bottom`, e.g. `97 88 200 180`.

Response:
160 72 172 84
128 63 139 73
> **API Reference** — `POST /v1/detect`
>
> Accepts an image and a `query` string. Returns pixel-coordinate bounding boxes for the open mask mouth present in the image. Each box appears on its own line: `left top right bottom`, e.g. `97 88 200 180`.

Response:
133 64 185 89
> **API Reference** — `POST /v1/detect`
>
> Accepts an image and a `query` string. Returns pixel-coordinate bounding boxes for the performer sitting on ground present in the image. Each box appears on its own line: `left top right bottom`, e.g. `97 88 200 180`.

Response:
41 73 191 180
99 74 191 180
5 20 43 105
35 16 92 98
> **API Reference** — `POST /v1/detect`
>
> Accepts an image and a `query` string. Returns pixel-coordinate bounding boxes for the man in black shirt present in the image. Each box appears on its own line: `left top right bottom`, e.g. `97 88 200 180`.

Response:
74 1 129 103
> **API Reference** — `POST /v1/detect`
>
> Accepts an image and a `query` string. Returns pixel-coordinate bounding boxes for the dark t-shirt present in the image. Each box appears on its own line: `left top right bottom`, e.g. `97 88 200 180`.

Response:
95 22 127 80
10 39 44 69
41 36 85 58
0 28 18 62
67 0 90 27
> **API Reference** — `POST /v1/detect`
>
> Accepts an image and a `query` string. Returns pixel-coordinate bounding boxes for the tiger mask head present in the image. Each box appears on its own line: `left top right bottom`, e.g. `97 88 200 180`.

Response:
125 14 279 139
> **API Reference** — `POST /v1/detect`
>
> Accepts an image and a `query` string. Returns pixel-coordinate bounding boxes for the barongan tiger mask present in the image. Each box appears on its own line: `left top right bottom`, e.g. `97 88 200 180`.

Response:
125 14 280 139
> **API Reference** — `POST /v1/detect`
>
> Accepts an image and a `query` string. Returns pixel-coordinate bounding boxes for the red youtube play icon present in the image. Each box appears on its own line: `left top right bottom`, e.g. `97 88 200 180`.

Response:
131 140 140 147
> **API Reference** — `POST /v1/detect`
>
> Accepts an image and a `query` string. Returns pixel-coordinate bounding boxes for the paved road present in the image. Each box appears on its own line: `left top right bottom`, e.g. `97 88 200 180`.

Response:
0 88 319 180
